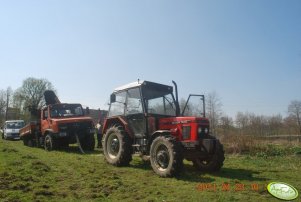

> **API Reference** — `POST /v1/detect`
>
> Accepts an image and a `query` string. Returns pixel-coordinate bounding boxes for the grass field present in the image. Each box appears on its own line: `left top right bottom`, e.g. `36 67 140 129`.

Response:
1 138 301 202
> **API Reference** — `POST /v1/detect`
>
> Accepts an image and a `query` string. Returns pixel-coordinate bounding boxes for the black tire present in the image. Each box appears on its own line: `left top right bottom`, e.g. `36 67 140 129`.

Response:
192 140 225 172
102 126 132 166
150 136 183 177
27 139 35 147
23 138 28 146
81 134 95 151
44 134 57 151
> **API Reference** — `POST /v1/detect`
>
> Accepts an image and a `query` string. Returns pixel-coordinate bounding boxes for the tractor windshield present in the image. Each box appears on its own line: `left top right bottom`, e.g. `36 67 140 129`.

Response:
143 88 176 116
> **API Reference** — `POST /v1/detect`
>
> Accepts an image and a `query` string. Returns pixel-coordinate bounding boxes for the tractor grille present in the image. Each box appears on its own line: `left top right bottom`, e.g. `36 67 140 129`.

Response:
182 126 191 140
197 126 209 139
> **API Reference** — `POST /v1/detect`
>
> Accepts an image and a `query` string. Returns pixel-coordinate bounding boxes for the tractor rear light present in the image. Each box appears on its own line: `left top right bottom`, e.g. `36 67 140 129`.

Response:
182 126 191 140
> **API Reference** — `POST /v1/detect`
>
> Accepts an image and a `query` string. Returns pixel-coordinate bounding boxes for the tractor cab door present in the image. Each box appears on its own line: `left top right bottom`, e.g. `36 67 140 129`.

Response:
182 94 206 117
125 88 146 138
126 114 146 138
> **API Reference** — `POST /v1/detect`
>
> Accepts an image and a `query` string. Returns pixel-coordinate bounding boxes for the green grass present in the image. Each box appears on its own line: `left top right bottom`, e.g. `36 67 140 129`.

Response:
1 139 301 202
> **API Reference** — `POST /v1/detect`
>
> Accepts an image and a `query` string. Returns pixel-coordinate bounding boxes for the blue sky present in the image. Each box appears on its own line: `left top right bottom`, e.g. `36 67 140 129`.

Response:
0 0 300 118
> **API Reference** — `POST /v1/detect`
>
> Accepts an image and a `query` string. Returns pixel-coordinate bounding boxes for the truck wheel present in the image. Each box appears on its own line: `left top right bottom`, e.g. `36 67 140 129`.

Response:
81 134 95 151
193 140 225 172
150 136 183 177
27 139 35 147
103 126 132 166
23 138 28 146
44 134 57 151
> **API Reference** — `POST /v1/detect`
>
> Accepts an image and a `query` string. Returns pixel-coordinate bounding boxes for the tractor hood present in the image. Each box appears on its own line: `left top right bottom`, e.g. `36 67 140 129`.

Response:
44 90 61 105
159 116 209 126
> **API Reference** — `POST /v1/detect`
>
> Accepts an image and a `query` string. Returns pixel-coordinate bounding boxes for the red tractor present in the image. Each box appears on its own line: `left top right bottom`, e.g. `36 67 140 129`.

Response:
102 80 225 177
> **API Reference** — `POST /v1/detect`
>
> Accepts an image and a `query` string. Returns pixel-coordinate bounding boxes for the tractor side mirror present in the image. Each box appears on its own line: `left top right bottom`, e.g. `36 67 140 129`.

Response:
86 107 90 115
110 94 116 103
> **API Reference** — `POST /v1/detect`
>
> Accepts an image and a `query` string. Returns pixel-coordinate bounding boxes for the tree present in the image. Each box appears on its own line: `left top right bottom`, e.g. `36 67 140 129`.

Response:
268 114 283 136
288 100 301 135
206 91 222 135
235 112 249 135
0 90 6 124
220 115 233 135
15 77 55 111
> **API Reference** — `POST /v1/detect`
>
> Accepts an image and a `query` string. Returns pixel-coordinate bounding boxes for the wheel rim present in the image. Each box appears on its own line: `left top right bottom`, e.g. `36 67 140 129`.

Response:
45 136 52 150
154 144 170 171
196 158 211 167
107 133 120 159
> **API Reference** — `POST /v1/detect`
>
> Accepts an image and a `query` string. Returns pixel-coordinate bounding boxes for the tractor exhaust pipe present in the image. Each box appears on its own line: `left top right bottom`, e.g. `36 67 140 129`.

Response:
172 80 180 116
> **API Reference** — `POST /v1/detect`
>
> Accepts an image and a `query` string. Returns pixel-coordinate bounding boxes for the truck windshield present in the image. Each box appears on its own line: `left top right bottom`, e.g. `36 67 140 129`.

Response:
50 104 84 118
6 121 25 129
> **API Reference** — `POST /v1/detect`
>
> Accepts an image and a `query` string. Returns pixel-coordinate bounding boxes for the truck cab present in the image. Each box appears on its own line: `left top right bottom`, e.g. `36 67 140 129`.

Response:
19 91 95 152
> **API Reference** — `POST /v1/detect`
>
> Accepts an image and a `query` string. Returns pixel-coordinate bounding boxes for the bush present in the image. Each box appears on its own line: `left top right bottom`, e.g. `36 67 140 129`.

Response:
221 134 301 157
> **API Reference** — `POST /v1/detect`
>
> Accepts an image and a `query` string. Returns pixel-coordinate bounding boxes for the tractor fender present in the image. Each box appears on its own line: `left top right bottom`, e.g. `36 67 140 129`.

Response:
148 130 172 149
103 117 134 138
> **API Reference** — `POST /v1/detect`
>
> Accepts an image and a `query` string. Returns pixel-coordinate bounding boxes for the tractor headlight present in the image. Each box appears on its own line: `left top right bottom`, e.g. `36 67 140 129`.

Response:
198 127 209 137
182 126 191 140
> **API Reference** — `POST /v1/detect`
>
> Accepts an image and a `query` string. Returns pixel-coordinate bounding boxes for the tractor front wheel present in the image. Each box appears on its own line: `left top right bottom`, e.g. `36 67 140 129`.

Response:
102 126 132 166
150 136 183 177
192 140 225 172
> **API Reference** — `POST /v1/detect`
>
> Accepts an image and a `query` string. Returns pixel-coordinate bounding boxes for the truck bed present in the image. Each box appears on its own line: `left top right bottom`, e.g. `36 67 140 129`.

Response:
19 121 40 138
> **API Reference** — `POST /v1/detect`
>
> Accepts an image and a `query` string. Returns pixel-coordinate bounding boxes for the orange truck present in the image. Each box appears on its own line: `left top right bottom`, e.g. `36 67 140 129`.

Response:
19 91 95 152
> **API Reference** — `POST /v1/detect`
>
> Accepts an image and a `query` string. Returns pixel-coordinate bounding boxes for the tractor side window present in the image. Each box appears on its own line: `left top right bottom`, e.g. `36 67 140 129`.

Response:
126 88 143 115
109 92 126 117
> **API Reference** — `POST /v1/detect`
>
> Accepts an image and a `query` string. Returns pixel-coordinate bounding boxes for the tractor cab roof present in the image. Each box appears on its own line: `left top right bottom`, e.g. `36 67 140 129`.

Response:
114 80 173 95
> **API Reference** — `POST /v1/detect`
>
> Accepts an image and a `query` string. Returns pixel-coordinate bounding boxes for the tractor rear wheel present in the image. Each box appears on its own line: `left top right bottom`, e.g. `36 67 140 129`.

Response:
150 136 183 177
193 140 225 172
102 126 132 166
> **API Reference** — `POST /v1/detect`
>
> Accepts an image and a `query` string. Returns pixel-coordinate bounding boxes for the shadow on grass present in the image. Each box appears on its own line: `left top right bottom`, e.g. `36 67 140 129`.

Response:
209 167 268 181
54 145 102 155
129 160 267 183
